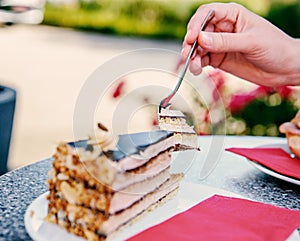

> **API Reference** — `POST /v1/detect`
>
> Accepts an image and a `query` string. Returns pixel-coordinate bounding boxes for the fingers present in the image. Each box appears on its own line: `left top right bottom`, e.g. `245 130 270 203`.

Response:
182 2 245 59
181 43 191 60
182 2 251 74
198 31 250 53
182 5 215 60
189 51 211 75
186 6 213 43
183 44 208 75
185 2 242 39
201 54 210 67
189 54 202 75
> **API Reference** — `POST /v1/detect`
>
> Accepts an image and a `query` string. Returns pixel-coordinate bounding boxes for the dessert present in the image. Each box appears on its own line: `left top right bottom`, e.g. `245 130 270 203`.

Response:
158 108 198 150
279 110 300 158
46 118 199 241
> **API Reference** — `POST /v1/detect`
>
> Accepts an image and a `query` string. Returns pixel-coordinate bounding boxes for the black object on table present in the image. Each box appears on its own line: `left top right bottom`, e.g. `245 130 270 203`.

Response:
0 85 16 175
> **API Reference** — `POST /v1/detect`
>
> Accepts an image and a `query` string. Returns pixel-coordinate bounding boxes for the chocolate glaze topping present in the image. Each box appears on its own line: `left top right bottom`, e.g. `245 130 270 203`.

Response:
70 130 173 162
117 130 173 154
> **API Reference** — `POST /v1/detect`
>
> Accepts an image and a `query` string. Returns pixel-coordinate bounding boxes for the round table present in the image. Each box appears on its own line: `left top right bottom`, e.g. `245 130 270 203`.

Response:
0 136 299 241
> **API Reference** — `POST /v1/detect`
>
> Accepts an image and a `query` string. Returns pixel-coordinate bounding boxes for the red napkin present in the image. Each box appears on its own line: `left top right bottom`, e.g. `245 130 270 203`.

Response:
226 147 300 180
128 195 300 241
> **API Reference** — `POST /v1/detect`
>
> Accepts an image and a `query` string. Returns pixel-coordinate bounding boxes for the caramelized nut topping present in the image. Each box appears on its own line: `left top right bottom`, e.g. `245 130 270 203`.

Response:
97 122 109 132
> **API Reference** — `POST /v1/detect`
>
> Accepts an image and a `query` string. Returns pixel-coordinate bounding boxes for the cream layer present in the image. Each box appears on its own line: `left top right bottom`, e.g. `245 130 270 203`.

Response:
112 151 171 191
48 174 183 237
100 173 183 235
109 168 170 214
158 123 195 133
158 108 185 118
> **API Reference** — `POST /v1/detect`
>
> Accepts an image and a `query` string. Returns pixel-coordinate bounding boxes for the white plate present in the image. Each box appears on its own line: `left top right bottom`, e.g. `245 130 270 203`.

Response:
24 182 238 241
24 181 299 241
248 143 300 185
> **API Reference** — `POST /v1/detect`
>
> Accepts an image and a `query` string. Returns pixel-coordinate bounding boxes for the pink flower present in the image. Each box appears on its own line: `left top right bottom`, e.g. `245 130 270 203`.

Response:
174 57 185 73
208 69 225 90
199 132 209 136
228 85 294 114
207 69 225 102
276 86 293 99
152 118 158 126
112 81 125 99
251 86 293 99
253 86 270 96
229 93 256 113
204 109 210 123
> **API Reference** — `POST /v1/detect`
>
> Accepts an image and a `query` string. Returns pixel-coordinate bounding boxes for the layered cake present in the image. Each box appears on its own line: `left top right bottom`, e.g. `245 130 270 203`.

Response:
158 108 198 150
46 118 199 240
279 110 300 158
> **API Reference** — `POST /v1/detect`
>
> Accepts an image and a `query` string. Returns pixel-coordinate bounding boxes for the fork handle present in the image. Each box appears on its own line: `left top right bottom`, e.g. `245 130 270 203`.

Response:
177 9 215 92
159 9 215 112
172 9 215 95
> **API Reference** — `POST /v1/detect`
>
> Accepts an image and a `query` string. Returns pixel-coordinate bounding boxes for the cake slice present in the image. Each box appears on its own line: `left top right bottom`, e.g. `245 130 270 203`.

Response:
46 119 199 241
279 110 300 158
158 108 198 151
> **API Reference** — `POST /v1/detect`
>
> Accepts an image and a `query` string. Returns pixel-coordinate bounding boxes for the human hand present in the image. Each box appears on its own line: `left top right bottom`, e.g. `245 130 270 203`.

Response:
182 2 300 86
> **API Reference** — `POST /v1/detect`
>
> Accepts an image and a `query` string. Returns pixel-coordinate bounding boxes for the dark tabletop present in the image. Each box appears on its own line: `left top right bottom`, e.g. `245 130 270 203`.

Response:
0 136 299 241
0 158 52 241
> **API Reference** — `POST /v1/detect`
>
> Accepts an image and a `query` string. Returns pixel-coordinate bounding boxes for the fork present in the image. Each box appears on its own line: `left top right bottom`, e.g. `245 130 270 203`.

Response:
158 9 215 113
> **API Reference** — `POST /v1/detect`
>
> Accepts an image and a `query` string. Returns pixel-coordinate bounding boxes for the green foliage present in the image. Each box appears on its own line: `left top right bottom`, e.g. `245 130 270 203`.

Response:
42 0 248 40
42 1 192 39
78 0 103 11
233 97 298 136
43 0 300 39
187 69 300 137
265 1 300 37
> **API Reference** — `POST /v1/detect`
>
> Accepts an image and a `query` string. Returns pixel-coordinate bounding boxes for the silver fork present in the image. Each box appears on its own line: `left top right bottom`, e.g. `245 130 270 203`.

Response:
158 9 215 113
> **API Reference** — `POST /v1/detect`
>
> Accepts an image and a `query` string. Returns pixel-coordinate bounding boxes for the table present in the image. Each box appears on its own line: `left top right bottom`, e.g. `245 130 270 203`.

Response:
0 136 299 241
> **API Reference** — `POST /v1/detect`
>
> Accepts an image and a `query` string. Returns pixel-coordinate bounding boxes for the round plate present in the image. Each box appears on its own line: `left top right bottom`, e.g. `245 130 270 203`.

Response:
25 182 240 241
24 181 299 241
248 143 300 185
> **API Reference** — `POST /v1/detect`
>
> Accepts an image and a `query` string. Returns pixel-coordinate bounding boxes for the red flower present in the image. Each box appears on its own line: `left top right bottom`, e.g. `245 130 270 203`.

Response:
276 86 293 99
207 69 225 102
228 85 294 114
208 69 225 90
252 86 293 99
112 81 125 99
229 86 270 113
199 132 209 136
204 109 210 123
174 57 185 73
229 93 256 113
212 88 221 102
253 86 270 96
152 118 158 126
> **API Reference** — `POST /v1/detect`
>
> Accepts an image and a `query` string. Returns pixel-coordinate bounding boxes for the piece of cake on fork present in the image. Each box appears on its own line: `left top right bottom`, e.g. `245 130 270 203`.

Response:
158 107 198 150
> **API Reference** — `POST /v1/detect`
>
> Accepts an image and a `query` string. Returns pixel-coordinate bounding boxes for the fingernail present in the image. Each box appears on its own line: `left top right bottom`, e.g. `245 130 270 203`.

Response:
186 29 191 37
181 47 185 55
200 31 212 48
184 29 191 41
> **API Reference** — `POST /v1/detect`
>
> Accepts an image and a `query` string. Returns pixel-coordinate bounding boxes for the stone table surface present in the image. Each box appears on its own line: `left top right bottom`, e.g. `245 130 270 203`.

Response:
0 136 299 241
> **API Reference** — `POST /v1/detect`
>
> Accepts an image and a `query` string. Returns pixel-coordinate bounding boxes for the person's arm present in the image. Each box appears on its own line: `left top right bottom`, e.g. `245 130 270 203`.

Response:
182 2 300 87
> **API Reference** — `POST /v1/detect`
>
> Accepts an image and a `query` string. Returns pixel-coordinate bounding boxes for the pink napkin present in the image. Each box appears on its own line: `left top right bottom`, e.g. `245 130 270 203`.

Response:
128 195 300 241
226 147 300 180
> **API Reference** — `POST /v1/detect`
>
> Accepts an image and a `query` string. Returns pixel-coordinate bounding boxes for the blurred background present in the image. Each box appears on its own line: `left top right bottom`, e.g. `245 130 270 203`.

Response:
0 0 300 174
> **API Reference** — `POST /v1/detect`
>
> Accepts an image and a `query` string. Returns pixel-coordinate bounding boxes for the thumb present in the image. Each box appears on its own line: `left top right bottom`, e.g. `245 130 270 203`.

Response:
199 31 249 53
